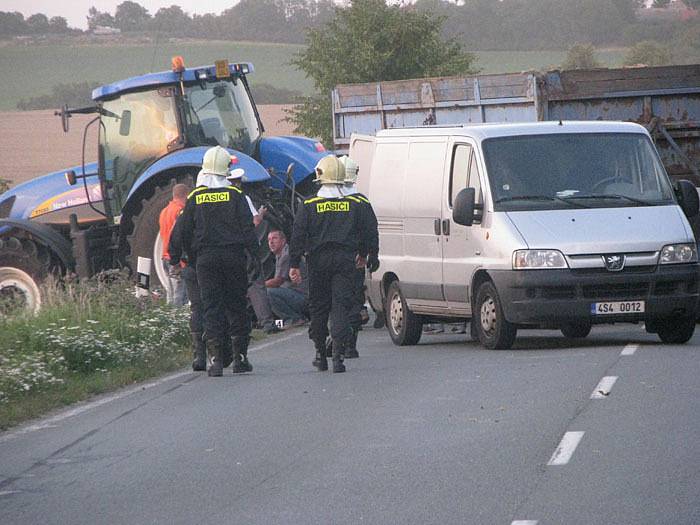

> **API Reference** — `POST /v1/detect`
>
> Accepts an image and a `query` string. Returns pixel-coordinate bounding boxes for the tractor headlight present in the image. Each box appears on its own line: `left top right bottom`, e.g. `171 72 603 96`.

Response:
659 243 697 264
513 249 568 270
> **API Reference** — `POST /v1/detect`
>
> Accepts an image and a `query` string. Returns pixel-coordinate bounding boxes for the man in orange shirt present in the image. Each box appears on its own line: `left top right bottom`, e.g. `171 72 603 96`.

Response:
159 183 189 306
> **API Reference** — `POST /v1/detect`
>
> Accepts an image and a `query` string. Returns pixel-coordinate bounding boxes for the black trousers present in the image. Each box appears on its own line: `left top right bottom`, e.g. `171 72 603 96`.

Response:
349 267 365 331
182 265 203 334
196 247 250 343
307 248 355 348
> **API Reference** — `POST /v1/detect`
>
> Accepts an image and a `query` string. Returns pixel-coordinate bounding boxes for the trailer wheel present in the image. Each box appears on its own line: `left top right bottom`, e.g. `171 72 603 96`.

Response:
0 238 46 315
385 281 422 346
474 281 517 349
657 317 695 344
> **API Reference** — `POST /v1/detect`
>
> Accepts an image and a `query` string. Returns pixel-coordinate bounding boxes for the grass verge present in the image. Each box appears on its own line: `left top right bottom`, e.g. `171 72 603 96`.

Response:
0 271 194 431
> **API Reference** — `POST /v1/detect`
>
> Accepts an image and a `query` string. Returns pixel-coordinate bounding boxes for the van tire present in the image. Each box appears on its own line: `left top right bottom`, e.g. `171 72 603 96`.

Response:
474 281 517 350
561 322 591 339
385 281 422 346
656 317 695 344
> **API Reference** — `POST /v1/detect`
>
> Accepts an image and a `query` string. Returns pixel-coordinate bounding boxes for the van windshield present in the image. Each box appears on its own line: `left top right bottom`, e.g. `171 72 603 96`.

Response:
482 133 676 211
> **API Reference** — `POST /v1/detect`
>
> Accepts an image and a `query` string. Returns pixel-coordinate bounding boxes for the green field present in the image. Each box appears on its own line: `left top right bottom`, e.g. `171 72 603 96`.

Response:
0 41 627 111
0 40 313 111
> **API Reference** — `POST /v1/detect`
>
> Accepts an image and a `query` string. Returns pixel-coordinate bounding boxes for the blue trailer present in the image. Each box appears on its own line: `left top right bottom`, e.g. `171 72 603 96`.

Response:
0 57 328 311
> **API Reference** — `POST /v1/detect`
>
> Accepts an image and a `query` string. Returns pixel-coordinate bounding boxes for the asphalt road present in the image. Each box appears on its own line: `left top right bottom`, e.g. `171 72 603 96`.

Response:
1 323 699 525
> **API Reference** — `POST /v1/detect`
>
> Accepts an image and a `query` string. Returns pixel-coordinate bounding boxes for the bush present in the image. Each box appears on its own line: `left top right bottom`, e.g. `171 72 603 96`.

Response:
16 81 101 111
562 43 602 70
623 40 673 66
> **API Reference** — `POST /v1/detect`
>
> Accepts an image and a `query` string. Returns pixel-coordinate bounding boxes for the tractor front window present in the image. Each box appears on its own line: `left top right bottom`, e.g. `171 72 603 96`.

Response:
183 79 260 156
100 89 179 212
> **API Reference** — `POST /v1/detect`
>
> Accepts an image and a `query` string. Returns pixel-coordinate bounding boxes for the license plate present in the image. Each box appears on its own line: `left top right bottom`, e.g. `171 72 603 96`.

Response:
591 301 645 315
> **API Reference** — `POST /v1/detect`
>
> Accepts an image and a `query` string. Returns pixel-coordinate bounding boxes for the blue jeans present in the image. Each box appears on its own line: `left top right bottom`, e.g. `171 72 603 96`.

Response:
268 287 307 322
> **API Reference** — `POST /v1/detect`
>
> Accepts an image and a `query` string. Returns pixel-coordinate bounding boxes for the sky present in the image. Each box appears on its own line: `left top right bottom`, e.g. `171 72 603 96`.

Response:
1 1 243 30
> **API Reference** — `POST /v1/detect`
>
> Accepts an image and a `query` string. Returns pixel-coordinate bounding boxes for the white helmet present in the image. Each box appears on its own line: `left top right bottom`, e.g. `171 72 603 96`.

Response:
338 156 359 184
314 155 345 185
200 146 231 177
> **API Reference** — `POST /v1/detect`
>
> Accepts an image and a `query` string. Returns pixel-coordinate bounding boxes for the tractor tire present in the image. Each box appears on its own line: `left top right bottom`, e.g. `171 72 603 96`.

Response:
0 236 48 314
124 181 176 292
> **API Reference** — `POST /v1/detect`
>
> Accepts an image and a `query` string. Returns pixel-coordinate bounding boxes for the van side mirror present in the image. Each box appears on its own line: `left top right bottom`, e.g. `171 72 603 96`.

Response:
453 187 476 226
119 110 131 136
675 180 699 218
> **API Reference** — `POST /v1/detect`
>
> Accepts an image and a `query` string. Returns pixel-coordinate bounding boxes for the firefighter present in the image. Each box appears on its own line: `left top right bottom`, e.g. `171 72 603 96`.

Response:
289 155 379 373
338 156 379 359
179 146 259 377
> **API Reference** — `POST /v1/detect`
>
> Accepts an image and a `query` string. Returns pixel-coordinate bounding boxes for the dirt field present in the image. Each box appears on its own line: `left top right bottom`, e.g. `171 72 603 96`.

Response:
0 105 296 189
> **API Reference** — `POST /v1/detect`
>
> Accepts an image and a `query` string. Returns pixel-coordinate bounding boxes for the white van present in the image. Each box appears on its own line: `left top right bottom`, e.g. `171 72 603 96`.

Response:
355 122 700 349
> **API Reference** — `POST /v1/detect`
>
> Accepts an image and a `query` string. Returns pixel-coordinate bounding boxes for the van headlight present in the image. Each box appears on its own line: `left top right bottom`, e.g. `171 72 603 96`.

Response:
659 243 698 264
513 249 568 270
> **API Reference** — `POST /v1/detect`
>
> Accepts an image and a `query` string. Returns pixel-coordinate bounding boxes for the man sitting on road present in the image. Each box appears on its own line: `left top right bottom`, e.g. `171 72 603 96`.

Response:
266 229 308 328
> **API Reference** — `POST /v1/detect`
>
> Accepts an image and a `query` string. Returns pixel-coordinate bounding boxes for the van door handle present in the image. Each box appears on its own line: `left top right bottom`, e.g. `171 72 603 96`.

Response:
442 219 450 236
434 218 441 236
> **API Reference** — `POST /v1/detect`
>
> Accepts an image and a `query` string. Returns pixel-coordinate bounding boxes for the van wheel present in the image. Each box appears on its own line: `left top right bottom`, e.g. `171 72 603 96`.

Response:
657 317 695 344
474 281 516 349
385 281 422 346
561 322 591 339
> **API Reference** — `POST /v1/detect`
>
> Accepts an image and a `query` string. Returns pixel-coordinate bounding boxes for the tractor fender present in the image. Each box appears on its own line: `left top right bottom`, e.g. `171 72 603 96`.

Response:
125 147 271 204
0 218 74 270
258 136 328 189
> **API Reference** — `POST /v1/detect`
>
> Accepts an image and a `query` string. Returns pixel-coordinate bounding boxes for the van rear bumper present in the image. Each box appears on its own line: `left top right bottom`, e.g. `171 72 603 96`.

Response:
489 264 700 325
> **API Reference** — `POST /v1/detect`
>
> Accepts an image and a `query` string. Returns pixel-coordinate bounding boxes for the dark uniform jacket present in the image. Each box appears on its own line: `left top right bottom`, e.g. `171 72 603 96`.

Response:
179 185 258 256
289 193 379 268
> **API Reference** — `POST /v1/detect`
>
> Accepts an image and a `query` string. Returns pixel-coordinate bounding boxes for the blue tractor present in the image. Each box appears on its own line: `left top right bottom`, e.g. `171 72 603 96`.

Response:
0 57 328 311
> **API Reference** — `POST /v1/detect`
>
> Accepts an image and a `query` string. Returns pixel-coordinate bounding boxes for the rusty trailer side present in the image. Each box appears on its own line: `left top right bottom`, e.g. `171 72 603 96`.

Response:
332 64 700 185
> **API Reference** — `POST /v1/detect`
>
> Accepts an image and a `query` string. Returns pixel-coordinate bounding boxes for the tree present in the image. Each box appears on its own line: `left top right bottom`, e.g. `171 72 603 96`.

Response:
26 13 50 34
0 11 27 36
151 5 191 34
87 7 116 29
48 16 69 33
623 40 673 66
115 1 151 32
289 0 478 144
562 43 602 69
681 0 700 9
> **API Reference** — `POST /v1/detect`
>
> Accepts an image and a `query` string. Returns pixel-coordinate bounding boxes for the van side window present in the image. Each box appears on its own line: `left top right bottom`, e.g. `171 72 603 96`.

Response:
450 144 471 207
468 150 483 206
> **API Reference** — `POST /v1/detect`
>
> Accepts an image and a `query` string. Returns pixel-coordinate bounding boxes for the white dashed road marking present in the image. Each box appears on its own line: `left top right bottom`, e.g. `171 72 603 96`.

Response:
511 521 538 525
548 431 585 466
621 344 638 356
590 376 618 399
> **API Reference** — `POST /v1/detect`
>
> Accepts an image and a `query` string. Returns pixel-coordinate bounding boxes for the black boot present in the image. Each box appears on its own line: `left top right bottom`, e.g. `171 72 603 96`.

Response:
345 329 359 359
191 332 206 371
206 338 224 377
312 340 328 371
232 335 253 373
332 340 346 373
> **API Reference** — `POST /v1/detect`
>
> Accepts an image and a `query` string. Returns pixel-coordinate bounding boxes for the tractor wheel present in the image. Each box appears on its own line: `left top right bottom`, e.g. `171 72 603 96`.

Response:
0 236 48 315
124 178 188 292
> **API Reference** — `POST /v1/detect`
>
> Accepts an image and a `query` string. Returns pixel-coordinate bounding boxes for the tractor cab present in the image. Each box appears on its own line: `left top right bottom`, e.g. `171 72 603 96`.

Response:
89 58 264 219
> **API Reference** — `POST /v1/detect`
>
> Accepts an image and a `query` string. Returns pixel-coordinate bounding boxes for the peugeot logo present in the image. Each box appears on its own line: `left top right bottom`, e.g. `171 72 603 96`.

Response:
602 254 626 271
